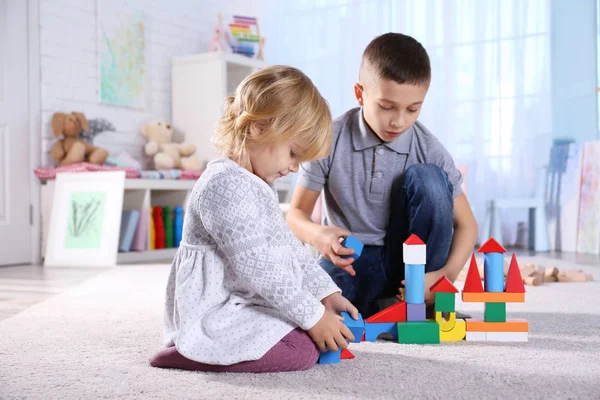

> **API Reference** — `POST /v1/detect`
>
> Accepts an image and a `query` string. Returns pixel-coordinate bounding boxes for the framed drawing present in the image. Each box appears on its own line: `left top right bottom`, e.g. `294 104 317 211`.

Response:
44 171 125 267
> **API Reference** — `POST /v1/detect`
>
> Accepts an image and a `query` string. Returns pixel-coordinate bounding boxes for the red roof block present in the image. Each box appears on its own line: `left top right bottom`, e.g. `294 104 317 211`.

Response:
365 301 407 323
430 275 459 293
504 253 526 293
477 237 507 253
341 348 355 359
404 234 425 245
463 254 484 292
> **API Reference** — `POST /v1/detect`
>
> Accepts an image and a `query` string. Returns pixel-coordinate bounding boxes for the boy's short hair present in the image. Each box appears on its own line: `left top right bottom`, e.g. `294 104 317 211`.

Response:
361 33 431 86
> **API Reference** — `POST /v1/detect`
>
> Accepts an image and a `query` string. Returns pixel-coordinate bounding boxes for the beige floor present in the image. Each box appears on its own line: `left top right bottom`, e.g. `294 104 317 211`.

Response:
1 249 598 322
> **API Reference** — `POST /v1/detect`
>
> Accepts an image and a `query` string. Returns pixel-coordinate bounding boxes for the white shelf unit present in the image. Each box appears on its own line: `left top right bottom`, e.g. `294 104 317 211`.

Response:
41 179 196 265
172 51 268 166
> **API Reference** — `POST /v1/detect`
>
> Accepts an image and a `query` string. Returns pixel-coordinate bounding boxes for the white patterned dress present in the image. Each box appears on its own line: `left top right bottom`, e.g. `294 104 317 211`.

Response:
162 157 340 365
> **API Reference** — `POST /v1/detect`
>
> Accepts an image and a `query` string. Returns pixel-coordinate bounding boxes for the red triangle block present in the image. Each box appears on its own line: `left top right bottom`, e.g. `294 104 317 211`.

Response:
505 253 526 293
477 237 507 253
341 348 355 359
404 234 425 245
463 254 484 292
365 301 407 323
430 276 459 293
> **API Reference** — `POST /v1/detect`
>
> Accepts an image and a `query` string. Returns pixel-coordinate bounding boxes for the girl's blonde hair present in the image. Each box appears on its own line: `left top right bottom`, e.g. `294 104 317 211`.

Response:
213 65 332 168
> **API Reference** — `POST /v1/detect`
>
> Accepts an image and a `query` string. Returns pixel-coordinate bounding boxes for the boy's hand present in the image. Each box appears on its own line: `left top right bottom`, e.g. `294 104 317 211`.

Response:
308 310 354 352
321 292 359 320
397 270 445 306
312 226 356 275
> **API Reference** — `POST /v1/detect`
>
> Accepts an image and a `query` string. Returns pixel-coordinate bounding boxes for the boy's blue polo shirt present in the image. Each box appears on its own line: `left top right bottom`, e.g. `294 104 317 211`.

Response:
298 107 463 246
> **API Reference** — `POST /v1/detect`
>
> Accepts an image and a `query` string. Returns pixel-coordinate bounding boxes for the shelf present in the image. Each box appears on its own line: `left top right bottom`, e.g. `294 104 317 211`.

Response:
117 248 178 264
124 179 196 190
172 51 267 69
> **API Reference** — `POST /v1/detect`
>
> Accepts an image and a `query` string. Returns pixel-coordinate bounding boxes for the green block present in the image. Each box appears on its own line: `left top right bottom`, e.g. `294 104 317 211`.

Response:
485 302 506 322
434 292 455 312
398 321 440 344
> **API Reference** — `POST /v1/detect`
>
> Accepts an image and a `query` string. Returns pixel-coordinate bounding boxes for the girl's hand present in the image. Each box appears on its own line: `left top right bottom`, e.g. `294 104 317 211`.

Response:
308 310 354 352
321 292 359 320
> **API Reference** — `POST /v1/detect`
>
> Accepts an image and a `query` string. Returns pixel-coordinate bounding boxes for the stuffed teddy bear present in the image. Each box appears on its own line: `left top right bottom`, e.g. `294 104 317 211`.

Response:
141 119 202 171
50 112 109 166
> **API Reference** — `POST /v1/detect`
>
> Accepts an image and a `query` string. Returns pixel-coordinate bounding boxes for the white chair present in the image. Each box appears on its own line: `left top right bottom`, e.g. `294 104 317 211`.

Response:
482 166 550 252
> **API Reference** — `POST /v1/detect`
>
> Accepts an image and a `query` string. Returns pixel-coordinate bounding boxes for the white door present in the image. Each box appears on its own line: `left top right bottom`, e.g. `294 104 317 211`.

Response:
0 0 32 265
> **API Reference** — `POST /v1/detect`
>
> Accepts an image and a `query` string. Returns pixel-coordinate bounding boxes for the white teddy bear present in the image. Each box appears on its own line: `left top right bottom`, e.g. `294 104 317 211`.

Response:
141 119 202 171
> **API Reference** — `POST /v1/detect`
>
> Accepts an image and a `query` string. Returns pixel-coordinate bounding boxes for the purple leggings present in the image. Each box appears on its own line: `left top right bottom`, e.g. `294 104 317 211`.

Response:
149 328 319 373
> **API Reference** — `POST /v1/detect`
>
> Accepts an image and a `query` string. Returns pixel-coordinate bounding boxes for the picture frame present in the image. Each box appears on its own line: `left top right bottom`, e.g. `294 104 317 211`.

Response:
44 171 125 268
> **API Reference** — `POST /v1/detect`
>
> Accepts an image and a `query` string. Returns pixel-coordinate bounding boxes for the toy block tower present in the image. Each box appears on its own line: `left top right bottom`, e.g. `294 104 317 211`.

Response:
403 234 427 321
430 276 466 341
463 238 528 342
397 234 440 344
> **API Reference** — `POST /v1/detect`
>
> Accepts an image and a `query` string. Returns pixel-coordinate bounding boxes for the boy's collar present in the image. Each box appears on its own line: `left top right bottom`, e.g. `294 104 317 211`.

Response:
353 108 413 154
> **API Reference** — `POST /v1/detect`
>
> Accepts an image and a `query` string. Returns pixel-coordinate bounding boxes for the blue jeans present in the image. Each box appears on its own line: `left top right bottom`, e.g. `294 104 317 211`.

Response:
319 164 454 318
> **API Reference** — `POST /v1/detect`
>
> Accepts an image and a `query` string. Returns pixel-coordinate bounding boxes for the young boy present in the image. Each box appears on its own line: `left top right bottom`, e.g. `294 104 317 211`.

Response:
286 33 478 318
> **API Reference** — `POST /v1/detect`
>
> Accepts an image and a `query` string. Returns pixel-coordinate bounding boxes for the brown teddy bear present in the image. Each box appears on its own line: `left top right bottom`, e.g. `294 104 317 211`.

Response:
141 119 202 171
50 112 109 166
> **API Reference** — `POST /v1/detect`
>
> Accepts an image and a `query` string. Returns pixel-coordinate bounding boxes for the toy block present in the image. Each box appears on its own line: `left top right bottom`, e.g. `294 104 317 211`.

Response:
403 234 426 264
398 321 440 344
440 319 466 342
430 276 458 293
465 318 528 332
478 237 507 253
406 303 426 321
463 254 484 292
462 292 524 303
405 233 425 245
505 253 526 293
483 252 504 292
341 235 364 260
484 302 506 322
365 301 406 323
364 322 397 342
435 311 457 332
405 264 425 304
465 331 487 341
486 331 528 342
341 312 365 343
340 348 355 359
318 348 341 364
434 292 455 312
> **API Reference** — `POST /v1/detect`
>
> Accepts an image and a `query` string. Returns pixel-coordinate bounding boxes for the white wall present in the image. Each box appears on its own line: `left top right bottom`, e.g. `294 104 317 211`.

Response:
38 0 267 167
550 0 599 143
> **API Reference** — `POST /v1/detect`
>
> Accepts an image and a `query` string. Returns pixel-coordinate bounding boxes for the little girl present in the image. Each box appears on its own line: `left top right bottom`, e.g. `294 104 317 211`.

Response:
149 65 358 373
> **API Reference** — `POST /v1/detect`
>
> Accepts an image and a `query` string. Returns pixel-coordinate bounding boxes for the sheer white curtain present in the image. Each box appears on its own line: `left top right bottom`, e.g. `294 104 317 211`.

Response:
263 0 552 244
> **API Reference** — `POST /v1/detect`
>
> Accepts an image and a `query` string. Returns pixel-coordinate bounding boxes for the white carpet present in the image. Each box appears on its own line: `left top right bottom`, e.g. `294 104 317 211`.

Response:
1 257 599 400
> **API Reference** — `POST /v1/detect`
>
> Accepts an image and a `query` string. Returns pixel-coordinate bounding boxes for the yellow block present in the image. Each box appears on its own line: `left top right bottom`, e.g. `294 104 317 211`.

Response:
440 320 466 341
435 311 456 332
462 292 525 303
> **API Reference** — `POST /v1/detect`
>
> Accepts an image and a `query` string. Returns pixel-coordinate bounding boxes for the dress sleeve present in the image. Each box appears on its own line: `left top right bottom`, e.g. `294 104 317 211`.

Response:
199 175 325 330
289 236 340 301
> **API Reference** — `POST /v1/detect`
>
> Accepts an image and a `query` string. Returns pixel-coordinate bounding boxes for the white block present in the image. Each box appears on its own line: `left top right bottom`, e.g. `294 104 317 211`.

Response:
486 331 528 342
403 243 426 264
465 331 487 341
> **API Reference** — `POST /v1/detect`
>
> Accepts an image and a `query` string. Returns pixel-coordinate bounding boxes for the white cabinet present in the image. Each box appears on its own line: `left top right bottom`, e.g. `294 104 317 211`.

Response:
172 51 268 166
